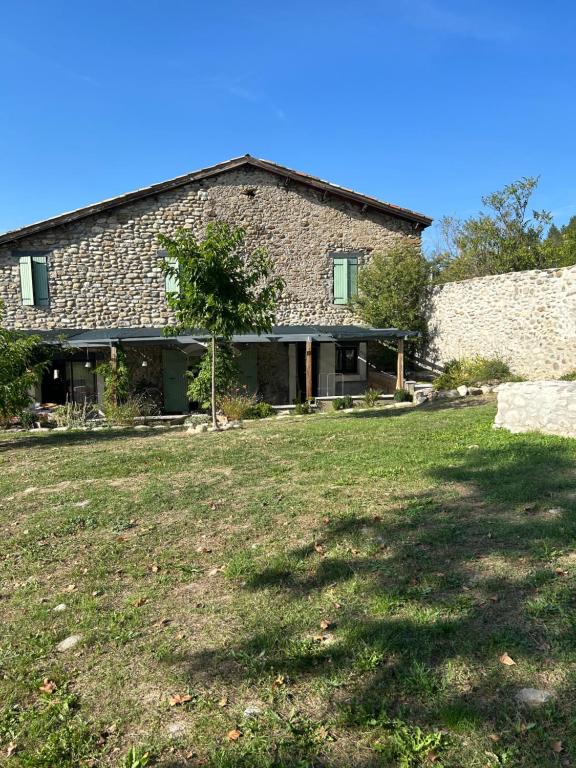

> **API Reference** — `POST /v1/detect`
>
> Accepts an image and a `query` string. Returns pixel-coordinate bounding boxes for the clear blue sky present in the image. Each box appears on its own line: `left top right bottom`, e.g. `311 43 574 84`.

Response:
2 1 575 252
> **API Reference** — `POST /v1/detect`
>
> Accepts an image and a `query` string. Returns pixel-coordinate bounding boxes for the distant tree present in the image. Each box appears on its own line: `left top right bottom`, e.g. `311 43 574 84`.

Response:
543 214 576 268
159 222 284 429
353 240 431 343
0 306 45 422
432 177 554 282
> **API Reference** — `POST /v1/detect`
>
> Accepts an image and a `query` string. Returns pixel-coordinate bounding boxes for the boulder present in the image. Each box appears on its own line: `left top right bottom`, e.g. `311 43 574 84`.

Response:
468 387 483 395
457 385 469 397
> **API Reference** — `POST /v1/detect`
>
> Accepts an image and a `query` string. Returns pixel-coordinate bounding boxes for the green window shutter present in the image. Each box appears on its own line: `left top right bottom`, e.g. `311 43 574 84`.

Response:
348 258 358 300
31 255 49 306
19 255 34 305
333 258 348 304
162 251 180 296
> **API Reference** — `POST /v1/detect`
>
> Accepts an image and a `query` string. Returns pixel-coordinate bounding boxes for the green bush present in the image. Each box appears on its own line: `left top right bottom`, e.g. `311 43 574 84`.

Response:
560 370 576 381
187 342 239 411
246 401 275 419
184 413 211 427
333 395 354 411
393 389 413 402
294 398 314 415
433 356 515 390
362 388 381 407
18 410 37 430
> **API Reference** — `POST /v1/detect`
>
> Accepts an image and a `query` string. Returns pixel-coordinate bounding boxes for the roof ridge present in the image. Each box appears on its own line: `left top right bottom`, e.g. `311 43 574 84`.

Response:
0 156 431 244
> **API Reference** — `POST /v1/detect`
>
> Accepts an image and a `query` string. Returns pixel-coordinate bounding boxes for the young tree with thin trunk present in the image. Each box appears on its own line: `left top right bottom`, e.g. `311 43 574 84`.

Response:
159 222 284 429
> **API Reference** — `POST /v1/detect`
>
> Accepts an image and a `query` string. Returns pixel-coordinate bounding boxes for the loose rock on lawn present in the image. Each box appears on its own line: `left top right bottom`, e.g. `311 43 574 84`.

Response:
56 634 81 652
516 688 554 707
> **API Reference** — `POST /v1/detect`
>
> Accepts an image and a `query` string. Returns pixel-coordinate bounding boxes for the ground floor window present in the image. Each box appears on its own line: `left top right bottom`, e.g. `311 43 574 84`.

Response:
336 344 359 374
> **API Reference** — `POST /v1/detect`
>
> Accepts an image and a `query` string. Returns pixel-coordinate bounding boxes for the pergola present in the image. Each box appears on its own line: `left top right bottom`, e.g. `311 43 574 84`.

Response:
39 324 418 400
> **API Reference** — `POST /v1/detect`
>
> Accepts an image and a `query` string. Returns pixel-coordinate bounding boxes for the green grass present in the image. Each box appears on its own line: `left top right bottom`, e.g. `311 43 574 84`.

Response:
1 398 576 766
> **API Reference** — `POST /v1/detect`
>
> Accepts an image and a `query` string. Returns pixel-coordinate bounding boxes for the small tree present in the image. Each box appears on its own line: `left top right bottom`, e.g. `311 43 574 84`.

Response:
353 240 431 343
0 309 45 422
159 222 284 428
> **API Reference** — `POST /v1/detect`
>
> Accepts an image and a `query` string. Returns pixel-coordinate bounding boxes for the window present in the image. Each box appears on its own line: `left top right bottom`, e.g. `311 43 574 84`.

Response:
18 252 49 306
336 344 359 374
332 253 359 305
161 250 180 296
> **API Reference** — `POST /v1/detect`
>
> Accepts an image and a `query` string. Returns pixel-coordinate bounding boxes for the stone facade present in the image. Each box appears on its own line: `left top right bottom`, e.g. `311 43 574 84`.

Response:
0 165 420 331
494 381 576 438
429 265 576 378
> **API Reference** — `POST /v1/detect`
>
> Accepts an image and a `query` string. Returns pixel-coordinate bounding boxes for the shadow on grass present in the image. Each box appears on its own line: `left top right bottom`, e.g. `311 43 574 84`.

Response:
0 426 171 452
175 434 576 767
349 395 493 419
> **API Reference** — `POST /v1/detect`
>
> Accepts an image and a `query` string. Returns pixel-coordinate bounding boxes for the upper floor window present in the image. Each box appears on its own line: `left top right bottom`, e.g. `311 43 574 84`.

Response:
160 249 180 296
18 252 49 307
332 253 358 305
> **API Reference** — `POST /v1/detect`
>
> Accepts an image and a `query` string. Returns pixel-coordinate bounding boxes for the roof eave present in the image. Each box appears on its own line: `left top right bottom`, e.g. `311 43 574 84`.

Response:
0 155 432 245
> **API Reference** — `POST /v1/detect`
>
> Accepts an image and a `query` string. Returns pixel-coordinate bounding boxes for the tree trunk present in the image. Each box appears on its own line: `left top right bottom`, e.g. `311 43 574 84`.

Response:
211 335 217 429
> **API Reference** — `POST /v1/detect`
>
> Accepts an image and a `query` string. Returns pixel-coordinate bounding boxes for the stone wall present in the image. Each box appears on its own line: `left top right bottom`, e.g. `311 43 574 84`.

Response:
429 265 576 378
494 381 576 438
0 166 419 331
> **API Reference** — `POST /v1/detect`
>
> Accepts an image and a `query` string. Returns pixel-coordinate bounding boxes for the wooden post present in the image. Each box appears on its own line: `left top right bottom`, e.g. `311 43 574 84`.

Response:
110 344 118 406
396 337 405 391
305 336 313 401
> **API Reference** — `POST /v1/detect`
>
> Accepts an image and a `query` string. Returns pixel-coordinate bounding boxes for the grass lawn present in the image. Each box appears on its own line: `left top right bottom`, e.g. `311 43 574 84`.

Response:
1 398 576 767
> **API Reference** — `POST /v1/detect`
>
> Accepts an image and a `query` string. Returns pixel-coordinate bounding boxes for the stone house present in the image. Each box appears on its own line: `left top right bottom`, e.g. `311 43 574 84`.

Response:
0 155 431 410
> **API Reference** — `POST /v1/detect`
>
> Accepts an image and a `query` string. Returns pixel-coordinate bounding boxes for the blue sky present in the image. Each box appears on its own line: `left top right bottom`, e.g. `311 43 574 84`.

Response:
1 0 575 251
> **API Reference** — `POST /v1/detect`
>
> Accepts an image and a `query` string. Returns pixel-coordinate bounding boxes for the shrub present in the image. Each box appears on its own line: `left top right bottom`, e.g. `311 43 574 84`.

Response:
54 401 98 428
362 388 381 407
187 342 239 411
294 398 314 415
103 395 145 426
246 401 275 419
218 388 257 421
433 356 514 390
333 395 354 411
184 413 211 428
394 389 413 402
18 409 38 430
560 370 576 381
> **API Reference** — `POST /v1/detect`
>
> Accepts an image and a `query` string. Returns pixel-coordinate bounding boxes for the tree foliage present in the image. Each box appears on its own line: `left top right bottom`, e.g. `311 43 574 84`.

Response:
431 177 564 282
543 215 576 268
159 222 284 426
0 315 45 421
353 240 431 341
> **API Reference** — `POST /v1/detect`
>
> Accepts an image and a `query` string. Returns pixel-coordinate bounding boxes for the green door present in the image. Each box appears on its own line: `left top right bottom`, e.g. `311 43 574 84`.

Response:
237 346 258 395
162 349 189 413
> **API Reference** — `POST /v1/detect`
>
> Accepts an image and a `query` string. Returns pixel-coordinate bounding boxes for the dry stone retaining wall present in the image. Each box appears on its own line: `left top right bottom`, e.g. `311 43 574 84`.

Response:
494 381 576 438
429 265 576 378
